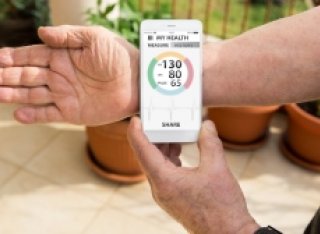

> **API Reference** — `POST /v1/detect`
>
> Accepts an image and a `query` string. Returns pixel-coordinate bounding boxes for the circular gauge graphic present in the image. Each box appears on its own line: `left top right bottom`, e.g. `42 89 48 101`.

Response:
148 51 194 95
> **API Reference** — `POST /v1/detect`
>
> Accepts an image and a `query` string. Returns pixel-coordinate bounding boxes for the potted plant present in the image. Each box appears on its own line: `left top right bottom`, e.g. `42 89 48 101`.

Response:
280 101 320 172
0 0 49 47
207 106 279 150
85 0 171 184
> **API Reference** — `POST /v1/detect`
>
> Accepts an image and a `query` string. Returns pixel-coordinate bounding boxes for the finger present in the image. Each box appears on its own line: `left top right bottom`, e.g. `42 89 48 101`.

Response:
0 67 48 86
198 120 226 170
169 157 182 167
38 25 90 48
14 105 63 124
0 45 51 67
168 144 182 167
156 144 170 156
0 86 52 104
156 144 181 166
169 144 182 157
127 117 173 179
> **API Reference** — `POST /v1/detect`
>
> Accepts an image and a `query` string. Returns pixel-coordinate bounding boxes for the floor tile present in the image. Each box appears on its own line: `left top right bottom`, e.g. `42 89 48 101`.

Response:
241 178 318 234
109 182 153 205
181 143 252 179
0 169 56 195
0 159 19 186
63 182 118 205
240 114 320 234
26 130 118 203
108 182 160 218
0 170 102 234
242 133 320 200
83 206 173 234
224 149 252 179
0 124 59 166
0 104 59 166
108 182 186 233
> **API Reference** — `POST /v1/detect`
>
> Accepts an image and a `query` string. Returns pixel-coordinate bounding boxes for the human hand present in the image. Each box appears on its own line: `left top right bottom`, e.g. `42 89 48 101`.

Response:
127 117 260 234
0 25 139 125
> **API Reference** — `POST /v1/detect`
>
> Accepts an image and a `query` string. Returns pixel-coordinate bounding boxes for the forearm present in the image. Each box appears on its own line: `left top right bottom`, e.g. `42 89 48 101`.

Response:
203 7 320 107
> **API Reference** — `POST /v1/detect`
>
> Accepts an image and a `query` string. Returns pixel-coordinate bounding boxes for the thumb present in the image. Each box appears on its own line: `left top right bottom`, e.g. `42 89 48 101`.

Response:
127 117 172 179
38 25 90 48
198 120 226 170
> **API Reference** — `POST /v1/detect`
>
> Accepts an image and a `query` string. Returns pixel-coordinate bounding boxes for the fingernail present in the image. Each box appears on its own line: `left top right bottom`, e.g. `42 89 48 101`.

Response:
204 120 215 133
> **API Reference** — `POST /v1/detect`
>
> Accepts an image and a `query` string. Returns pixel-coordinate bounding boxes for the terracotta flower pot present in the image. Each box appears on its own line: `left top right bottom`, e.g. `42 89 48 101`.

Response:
207 106 279 150
280 103 320 172
86 120 146 184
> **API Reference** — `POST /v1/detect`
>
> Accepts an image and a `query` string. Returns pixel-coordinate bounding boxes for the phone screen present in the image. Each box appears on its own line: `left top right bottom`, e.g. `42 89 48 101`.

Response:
141 21 202 135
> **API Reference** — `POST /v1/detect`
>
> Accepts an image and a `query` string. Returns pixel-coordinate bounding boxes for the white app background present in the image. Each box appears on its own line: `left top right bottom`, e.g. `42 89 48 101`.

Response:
141 31 201 130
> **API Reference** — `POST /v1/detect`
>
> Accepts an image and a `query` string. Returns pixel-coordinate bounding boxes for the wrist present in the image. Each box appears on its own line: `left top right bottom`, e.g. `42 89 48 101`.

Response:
202 42 224 107
185 213 259 234
237 220 260 234
115 36 140 118
126 47 140 117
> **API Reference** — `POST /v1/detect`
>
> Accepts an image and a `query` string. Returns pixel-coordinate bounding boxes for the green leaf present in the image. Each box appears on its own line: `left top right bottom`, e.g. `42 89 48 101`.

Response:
102 3 116 17
126 0 136 11
11 0 31 10
119 0 140 19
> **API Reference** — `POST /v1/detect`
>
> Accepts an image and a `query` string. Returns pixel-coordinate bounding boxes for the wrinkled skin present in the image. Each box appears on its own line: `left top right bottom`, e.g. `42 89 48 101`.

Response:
127 117 260 234
0 25 139 125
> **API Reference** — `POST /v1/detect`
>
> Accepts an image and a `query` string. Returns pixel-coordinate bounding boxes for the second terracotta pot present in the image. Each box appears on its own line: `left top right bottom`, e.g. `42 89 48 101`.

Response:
207 106 279 149
282 103 320 169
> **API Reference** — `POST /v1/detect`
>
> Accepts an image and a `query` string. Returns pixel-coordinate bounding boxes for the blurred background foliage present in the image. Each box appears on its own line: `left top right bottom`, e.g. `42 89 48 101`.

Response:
87 0 172 47
127 0 308 38
87 0 308 43
0 0 50 27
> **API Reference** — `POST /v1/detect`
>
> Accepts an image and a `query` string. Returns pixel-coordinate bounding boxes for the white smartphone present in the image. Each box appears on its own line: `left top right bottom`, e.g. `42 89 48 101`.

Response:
140 20 202 143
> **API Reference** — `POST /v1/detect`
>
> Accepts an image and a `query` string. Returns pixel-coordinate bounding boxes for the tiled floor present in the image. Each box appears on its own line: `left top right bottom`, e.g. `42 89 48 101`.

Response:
0 103 319 234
